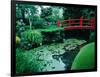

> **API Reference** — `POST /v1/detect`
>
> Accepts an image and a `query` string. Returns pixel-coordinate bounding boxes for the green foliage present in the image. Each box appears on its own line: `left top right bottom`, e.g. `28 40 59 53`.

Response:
41 6 64 23
63 7 81 19
71 42 95 70
52 7 64 21
32 30 43 44
22 30 43 45
89 32 95 42
41 27 64 33
81 8 96 19
16 48 39 74
33 18 46 29
16 4 38 27
63 7 96 19
40 7 52 18
39 27 64 43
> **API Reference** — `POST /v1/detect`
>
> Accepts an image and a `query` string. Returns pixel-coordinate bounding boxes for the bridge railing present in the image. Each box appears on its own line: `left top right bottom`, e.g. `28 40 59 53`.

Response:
57 17 95 29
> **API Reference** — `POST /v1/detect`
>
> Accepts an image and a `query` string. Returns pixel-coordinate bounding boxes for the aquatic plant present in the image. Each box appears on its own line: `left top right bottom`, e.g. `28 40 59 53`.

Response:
71 42 95 70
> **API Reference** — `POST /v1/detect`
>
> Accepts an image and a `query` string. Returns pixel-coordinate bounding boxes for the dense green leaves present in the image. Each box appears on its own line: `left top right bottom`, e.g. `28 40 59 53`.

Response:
63 7 96 19
40 7 52 18
16 48 40 74
89 32 95 42
20 30 43 49
71 42 95 70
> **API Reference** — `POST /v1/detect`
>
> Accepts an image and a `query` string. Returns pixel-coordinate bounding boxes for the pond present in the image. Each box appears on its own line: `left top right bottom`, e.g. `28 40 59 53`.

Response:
16 38 87 73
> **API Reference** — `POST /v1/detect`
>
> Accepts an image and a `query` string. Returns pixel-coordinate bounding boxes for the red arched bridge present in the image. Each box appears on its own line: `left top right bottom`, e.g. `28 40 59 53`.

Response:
57 17 95 30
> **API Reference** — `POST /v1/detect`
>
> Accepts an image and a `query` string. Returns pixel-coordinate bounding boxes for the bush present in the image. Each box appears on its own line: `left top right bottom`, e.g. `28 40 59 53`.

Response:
32 30 43 44
33 18 46 29
71 42 95 70
21 30 43 49
16 48 39 74
89 32 95 42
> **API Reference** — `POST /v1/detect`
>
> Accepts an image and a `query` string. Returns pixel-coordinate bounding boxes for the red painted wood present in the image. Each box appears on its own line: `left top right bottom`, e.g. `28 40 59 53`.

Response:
57 21 60 27
68 18 71 26
90 18 95 27
57 18 95 30
80 17 83 28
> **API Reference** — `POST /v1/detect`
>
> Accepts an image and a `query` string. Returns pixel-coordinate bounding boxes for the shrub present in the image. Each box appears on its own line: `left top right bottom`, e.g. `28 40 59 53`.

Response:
32 30 43 44
21 30 43 49
16 48 39 74
89 32 95 42
71 42 95 70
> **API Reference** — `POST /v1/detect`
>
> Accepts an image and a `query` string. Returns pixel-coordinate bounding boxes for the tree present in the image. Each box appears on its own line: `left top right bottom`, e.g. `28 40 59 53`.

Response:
63 7 82 19
16 4 38 30
51 7 64 22
63 6 96 20
40 6 52 21
81 8 96 19
24 5 38 30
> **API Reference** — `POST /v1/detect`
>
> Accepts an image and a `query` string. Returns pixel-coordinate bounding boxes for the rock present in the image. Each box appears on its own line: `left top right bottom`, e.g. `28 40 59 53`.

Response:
64 44 78 51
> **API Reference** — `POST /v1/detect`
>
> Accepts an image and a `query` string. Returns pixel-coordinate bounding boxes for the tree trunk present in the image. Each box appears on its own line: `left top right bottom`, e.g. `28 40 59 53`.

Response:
29 18 32 30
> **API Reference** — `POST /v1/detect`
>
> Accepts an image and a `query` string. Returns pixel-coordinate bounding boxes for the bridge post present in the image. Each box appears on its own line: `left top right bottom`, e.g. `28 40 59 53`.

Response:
57 20 60 27
80 17 83 29
90 18 95 26
90 18 95 30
